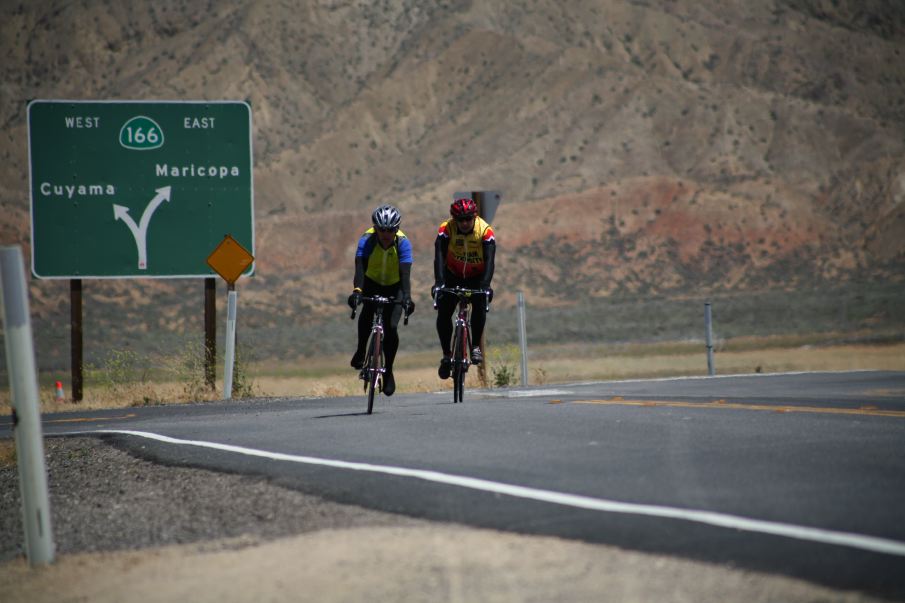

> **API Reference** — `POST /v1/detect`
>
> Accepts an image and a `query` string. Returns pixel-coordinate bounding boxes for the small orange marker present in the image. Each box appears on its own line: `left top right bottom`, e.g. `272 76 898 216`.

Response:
55 381 65 401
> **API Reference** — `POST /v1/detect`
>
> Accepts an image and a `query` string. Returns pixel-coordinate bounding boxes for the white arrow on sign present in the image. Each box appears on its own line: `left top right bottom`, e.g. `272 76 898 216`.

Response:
113 186 172 270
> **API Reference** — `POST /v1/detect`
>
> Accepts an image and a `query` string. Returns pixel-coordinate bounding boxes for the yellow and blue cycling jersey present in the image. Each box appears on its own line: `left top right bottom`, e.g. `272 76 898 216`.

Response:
355 228 413 286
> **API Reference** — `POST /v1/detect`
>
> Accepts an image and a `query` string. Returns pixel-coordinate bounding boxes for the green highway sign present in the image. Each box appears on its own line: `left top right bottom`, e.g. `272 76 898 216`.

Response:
28 100 254 278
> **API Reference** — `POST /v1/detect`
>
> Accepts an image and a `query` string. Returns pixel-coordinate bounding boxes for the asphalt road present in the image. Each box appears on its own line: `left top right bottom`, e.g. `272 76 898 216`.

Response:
23 370 905 599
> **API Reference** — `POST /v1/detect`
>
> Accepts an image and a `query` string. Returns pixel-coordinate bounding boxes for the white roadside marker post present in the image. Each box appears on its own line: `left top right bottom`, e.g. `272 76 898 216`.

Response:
206 235 254 401
0 246 55 565
223 285 238 400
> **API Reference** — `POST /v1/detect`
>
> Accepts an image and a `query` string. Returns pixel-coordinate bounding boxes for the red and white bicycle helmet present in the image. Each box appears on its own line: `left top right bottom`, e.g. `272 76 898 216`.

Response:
450 197 477 219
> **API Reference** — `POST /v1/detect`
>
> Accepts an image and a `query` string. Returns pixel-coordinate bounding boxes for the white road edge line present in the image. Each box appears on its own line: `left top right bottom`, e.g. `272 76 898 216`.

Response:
68 428 905 558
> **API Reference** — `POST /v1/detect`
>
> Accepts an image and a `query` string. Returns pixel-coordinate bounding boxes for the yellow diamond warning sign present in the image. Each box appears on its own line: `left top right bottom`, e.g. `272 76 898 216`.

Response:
207 234 254 285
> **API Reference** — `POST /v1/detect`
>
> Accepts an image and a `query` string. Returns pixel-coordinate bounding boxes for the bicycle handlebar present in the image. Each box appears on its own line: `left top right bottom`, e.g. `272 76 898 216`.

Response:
432 286 491 312
350 295 411 325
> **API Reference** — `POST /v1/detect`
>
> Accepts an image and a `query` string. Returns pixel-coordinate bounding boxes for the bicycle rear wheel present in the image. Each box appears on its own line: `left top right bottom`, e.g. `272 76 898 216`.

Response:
367 331 383 414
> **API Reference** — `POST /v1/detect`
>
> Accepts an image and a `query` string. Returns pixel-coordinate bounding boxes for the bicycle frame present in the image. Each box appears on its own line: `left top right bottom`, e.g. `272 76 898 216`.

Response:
351 294 408 414
433 287 489 404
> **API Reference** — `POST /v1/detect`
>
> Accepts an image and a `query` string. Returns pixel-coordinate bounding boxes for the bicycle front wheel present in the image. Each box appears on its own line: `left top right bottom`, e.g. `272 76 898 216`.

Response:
452 324 467 404
367 331 383 414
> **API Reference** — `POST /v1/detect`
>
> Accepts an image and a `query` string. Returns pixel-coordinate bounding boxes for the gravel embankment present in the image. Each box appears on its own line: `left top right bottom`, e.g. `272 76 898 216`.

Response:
0 436 426 560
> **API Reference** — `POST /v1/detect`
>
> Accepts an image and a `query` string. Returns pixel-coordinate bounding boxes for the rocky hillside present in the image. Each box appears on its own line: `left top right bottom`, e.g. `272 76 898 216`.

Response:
1 0 904 357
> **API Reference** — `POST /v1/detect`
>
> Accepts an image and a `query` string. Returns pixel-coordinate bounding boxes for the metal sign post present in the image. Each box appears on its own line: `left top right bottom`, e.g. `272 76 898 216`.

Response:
0 246 55 566
70 279 83 401
204 278 217 390
206 235 254 399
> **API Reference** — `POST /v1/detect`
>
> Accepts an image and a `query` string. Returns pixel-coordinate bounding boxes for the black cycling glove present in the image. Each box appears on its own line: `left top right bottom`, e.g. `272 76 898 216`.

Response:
347 291 362 310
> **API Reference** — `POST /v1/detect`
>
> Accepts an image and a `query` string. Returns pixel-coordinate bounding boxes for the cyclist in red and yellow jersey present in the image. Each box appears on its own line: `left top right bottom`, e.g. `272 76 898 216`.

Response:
432 197 496 379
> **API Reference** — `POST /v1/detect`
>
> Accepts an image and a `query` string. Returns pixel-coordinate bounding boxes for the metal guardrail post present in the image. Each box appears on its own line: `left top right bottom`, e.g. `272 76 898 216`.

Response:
705 301 715 376
0 246 55 565
517 292 529 386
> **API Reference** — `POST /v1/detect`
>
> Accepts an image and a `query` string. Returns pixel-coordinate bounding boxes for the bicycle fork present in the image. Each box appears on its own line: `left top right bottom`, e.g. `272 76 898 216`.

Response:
454 313 471 372
361 324 386 390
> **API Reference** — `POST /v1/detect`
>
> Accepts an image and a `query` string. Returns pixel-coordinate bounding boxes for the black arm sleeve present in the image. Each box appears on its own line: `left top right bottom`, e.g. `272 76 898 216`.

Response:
399 262 412 299
480 240 495 288
353 255 365 290
434 235 448 284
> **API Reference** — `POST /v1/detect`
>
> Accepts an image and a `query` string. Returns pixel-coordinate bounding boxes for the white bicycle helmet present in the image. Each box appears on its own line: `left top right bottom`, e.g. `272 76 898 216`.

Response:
372 204 402 230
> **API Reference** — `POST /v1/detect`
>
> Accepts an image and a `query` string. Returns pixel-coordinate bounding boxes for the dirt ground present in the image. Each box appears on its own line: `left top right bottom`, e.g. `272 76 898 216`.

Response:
0 525 888 603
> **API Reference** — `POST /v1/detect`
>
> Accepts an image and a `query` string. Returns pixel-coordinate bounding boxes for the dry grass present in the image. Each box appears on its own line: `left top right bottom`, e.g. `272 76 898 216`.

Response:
1 341 902 414
128 340 905 397
0 381 220 414
525 343 905 383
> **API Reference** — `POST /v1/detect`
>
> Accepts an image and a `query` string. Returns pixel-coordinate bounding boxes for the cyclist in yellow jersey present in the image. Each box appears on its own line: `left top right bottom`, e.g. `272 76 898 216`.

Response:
347 204 414 396
432 197 496 379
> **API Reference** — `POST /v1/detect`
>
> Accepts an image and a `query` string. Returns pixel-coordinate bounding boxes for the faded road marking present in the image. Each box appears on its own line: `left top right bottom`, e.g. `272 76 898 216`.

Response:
44 413 138 424
0 413 139 429
572 399 905 417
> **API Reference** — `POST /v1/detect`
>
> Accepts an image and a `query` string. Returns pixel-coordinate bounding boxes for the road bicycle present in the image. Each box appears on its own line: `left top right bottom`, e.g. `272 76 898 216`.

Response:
351 295 408 414
433 286 490 404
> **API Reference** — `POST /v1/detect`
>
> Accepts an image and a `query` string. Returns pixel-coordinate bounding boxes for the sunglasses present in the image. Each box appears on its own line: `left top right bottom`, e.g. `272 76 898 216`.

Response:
455 215 475 223
376 226 398 233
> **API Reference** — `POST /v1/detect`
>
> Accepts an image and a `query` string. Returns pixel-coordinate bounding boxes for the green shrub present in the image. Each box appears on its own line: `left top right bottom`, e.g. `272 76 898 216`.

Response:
230 343 257 399
489 343 521 388
98 349 145 393
492 363 516 388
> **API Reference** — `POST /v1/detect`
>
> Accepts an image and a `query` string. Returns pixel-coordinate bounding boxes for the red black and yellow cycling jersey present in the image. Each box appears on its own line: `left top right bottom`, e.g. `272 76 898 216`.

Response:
436 216 495 279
